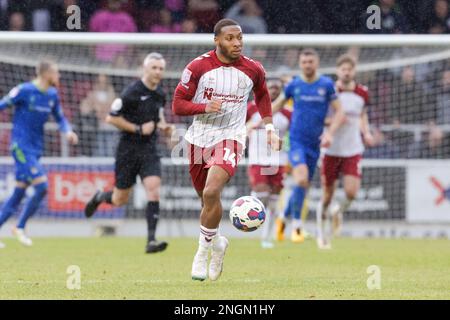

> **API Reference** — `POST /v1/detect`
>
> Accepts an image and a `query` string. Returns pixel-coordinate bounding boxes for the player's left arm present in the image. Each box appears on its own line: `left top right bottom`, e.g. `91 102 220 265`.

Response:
52 94 78 145
360 108 375 147
157 107 175 136
0 85 24 110
253 63 281 151
321 82 345 148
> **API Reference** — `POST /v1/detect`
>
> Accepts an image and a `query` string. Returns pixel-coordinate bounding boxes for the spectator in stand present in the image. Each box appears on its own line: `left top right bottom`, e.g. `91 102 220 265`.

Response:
361 0 410 34
363 127 402 159
79 74 117 156
389 66 430 124
165 0 185 22
89 0 137 63
407 122 446 159
150 8 181 33
225 0 268 33
428 0 450 34
180 18 198 33
187 0 220 32
8 11 25 31
435 70 450 125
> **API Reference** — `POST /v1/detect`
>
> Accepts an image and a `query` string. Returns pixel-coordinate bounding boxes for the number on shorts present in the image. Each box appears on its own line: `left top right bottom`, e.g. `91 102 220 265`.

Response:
223 147 236 168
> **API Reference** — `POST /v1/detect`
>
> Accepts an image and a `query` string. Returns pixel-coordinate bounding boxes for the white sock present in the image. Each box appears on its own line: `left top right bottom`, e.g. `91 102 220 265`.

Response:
199 225 217 250
292 218 302 231
261 194 279 242
337 197 353 215
316 201 329 240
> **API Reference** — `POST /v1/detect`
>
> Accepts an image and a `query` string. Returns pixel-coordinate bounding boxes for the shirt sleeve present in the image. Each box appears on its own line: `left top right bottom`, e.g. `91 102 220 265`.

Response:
327 80 338 102
110 87 132 117
172 62 207 116
0 85 25 110
252 63 272 119
284 80 295 100
52 94 71 133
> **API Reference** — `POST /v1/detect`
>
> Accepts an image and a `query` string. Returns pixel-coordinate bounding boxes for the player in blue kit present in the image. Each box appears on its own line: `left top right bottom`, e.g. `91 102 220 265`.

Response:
272 49 345 249
0 60 78 248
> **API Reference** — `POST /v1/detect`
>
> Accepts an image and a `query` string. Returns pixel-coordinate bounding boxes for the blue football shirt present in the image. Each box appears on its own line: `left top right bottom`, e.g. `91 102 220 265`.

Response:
285 75 337 149
0 81 71 156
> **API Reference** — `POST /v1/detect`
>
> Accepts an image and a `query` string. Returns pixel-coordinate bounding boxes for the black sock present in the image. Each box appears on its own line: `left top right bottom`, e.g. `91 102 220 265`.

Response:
146 201 159 242
97 191 113 204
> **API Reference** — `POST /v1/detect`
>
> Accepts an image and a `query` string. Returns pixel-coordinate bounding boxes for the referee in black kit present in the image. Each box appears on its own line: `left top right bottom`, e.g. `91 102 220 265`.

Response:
85 52 175 254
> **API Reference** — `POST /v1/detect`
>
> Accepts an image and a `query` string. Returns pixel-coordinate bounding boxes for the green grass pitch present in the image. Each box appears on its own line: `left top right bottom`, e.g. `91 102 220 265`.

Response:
0 237 449 299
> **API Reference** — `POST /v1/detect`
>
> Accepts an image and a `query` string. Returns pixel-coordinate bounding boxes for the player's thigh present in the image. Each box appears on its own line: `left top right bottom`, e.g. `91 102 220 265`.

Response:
142 175 161 202
13 151 46 185
291 164 309 187
289 147 309 186
268 166 285 194
203 165 231 201
342 155 362 198
248 165 270 192
321 155 341 191
342 175 361 199
114 145 139 190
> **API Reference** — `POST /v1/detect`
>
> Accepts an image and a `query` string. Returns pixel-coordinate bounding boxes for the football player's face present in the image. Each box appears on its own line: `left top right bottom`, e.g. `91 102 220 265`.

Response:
268 82 282 101
144 58 166 85
299 54 319 78
215 26 243 62
46 65 60 87
337 62 355 84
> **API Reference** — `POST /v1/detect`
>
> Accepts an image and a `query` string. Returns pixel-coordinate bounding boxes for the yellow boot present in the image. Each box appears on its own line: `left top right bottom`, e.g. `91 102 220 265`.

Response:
275 218 286 242
291 228 305 244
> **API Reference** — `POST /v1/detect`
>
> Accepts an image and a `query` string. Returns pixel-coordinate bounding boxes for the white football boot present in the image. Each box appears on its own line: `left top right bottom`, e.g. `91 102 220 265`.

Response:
191 246 209 281
0 240 5 249
12 227 33 247
209 236 229 281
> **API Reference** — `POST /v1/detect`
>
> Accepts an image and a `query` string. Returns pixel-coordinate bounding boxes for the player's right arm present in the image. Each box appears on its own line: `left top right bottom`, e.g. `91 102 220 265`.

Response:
272 79 294 114
172 62 222 116
0 85 24 110
106 97 155 135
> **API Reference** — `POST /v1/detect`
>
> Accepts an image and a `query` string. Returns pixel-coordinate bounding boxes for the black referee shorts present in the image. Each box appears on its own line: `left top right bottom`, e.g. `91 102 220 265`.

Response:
114 140 161 189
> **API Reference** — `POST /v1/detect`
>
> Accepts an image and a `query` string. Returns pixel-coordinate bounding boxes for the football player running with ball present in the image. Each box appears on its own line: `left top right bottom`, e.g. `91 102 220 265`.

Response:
172 19 281 281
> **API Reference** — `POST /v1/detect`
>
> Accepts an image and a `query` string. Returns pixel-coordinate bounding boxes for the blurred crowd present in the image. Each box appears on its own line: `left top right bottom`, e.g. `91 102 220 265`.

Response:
0 0 449 34
0 0 449 159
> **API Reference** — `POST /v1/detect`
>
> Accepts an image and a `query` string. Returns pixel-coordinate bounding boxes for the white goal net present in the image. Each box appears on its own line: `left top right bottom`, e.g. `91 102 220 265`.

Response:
0 32 449 224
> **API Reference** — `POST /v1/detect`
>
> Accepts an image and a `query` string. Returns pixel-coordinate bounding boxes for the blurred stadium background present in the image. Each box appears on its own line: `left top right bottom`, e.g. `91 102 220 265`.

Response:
0 0 450 239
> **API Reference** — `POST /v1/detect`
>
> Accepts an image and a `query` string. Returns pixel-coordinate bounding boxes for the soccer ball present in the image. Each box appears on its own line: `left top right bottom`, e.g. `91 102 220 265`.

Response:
229 196 266 232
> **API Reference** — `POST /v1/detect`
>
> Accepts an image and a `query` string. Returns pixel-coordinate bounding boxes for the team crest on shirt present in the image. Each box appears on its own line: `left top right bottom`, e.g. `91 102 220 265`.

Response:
49 100 55 108
318 88 326 96
31 167 38 175
238 77 247 89
181 68 192 84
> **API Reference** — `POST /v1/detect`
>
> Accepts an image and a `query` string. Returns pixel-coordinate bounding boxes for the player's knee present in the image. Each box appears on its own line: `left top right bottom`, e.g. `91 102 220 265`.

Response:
114 193 129 206
202 186 221 203
295 178 309 189
33 181 48 198
345 190 357 201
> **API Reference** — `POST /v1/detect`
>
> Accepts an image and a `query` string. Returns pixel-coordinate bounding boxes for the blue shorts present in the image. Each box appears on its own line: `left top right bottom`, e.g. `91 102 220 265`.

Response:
288 144 320 181
11 144 46 183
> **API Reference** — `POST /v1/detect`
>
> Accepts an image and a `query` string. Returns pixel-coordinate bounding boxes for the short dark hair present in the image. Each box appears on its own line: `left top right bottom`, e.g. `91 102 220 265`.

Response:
214 19 240 36
336 54 356 67
300 48 319 58
36 59 56 76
